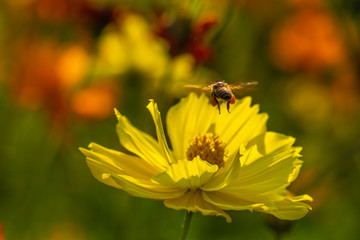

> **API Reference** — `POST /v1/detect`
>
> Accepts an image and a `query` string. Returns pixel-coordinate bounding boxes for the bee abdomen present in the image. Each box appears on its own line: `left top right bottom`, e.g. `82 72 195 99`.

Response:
217 89 232 100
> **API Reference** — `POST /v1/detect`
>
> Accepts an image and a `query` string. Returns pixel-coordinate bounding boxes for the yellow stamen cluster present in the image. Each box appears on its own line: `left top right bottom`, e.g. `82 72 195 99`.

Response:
186 133 226 168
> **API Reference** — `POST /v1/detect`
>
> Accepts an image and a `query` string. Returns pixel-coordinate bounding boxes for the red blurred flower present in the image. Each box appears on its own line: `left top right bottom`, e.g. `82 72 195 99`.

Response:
189 13 217 64
153 11 218 65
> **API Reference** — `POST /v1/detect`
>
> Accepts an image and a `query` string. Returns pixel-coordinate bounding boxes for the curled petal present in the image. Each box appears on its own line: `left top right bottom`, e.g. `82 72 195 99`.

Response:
203 191 276 212
147 100 174 165
164 190 232 223
80 143 162 189
258 194 313 220
110 173 186 200
204 191 312 220
153 156 218 190
85 157 123 189
115 109 169 171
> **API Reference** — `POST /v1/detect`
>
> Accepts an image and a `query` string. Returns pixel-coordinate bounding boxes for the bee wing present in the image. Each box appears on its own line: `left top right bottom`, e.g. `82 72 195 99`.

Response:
183 84 212 92
229 81 258 90
229 81 258 97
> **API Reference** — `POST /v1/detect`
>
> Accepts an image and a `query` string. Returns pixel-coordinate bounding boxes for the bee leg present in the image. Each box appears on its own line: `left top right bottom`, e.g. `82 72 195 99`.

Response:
227 101 231 113
227 94 235 113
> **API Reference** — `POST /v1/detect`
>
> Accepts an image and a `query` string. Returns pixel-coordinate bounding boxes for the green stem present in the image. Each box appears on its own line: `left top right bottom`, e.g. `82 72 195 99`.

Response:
179 211 193 240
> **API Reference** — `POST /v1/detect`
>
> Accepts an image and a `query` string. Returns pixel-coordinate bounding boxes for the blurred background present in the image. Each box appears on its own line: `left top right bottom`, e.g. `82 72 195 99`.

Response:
0 0 359 239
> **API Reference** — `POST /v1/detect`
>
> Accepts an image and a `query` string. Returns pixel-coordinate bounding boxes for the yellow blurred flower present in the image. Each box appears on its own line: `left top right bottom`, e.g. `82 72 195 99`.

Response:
96 30 130 76
80 93 312 222
284 78 333 129
94 12 205 95
95 13 168 81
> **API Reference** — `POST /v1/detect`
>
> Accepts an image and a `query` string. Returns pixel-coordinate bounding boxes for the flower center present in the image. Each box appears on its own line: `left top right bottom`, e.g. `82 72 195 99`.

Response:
186 133 226 168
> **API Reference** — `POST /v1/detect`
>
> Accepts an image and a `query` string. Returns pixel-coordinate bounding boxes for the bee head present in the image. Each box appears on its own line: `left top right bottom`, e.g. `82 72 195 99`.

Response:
213 81 226 88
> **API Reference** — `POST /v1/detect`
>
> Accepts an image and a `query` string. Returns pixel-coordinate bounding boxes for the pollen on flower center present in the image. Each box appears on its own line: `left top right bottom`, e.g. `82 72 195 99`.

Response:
186 133 226 168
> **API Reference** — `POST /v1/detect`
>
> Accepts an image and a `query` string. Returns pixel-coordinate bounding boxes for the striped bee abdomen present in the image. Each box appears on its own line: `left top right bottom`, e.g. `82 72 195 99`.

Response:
216 88 232 101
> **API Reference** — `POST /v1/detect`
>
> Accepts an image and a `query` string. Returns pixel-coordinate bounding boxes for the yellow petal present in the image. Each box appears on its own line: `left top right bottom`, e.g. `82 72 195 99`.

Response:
84 157 123 189
239 144 264 167
115 109 169 171
247 132 303 184
204 191 312 220
203 191 276 212
214 97 268 158
258 194 313 220
201 151 241 191
110 174 187 200
79 143 163 189
146 100 174 165
221 144 303 194
80 143 161 176
164 190 232 223
153 156 218 191
247 131 297 155
166 93 217 160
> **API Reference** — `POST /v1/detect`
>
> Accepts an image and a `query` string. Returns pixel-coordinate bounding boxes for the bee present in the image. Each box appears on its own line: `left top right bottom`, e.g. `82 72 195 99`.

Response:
184 80 258 114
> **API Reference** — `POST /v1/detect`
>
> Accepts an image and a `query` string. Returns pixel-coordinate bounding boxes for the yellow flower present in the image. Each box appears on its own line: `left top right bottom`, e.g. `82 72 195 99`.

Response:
79 93 312 223
94 13 168 80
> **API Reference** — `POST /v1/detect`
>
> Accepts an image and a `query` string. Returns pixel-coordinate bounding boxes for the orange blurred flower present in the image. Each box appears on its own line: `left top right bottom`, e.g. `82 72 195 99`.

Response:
36 0 68 21
48 222 86 240
10 38 118 128
270 8 346 73
11 40 68 122
71 81 119 120
8 0 68 21
330 66 359 115
0 223 4 240
56 45 90 89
